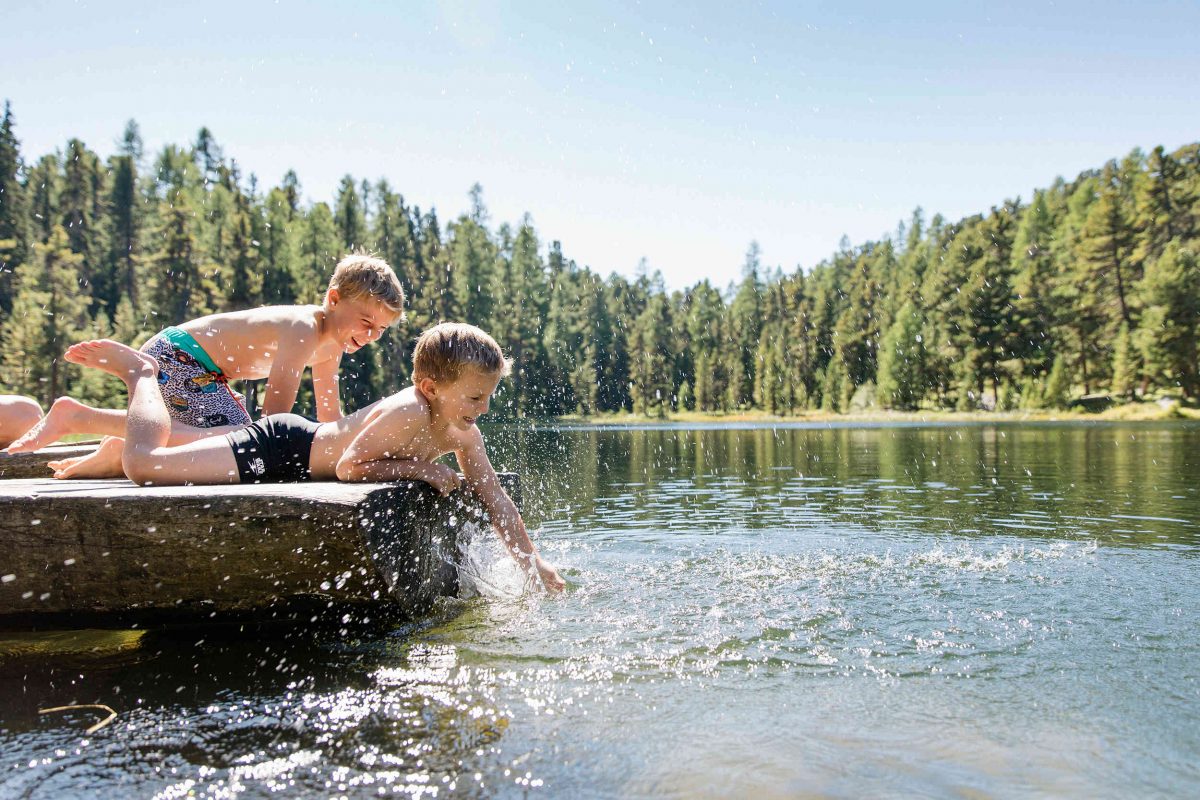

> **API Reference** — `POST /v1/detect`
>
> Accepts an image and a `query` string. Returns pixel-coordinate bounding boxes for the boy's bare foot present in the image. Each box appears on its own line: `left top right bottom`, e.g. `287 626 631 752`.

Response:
48 436 125 479
4 396 90 453
65 339 157 383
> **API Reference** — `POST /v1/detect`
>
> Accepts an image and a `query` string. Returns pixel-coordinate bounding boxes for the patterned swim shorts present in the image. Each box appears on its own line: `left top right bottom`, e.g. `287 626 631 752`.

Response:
141 327 252 429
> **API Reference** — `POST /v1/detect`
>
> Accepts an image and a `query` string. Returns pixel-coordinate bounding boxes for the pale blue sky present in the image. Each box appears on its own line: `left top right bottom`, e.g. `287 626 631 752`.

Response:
3 1 1198 288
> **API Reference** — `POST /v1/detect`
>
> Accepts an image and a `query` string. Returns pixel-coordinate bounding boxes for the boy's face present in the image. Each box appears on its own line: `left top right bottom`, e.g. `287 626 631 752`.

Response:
326 292 400 353
428 367 503 430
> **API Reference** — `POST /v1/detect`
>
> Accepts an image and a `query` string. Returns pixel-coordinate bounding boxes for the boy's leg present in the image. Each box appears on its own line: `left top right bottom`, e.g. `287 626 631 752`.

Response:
47 435 125 479
0 395 43 448
4 397 127 453
48 421 251 480
65 340 240 486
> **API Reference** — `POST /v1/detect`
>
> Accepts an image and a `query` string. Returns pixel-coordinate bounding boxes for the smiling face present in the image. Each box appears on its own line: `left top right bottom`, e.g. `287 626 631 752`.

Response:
324 292 400 353
423 367 503 431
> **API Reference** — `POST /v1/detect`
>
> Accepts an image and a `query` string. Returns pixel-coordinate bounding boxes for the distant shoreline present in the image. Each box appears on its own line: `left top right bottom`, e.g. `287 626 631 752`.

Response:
551 402 1200 426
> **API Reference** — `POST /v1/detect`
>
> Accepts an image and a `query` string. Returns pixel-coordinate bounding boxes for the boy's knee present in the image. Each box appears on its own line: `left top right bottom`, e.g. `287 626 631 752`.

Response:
122 454 157 486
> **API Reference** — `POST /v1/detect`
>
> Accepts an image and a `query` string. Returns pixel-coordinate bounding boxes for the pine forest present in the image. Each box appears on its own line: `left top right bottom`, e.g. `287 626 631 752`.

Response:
1 101 1197 419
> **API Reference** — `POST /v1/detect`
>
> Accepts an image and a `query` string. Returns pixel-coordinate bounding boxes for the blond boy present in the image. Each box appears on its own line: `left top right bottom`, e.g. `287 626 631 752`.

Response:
5 252 405 478
61 322 565 592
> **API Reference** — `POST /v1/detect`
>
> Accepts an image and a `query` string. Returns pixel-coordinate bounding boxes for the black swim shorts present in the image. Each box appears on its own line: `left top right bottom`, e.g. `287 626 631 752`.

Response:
225 413 320 483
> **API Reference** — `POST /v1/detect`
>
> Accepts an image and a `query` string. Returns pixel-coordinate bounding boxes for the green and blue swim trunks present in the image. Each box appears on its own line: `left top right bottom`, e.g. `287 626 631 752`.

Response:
141 327 252 429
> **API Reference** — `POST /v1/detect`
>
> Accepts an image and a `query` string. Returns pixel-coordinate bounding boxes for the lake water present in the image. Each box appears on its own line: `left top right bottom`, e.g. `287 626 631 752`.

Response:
2 422 1199 798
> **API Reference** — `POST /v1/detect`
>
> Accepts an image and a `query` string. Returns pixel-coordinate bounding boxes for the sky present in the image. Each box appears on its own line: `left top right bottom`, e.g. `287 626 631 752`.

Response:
2 0 1199 289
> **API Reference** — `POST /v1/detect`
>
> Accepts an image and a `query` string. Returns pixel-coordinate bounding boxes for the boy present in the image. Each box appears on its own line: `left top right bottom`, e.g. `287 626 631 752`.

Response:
5 252 405 479
61 322 566 592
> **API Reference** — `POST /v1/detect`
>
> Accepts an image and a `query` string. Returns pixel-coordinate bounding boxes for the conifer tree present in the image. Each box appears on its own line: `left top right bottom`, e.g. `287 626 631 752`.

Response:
193 127 223 187
261 187 299 304
0 227 89 403
149 188 209 324
0 101 28 312
26 154 59 244
1132 145 1191 269
820 356 848 413
628 293 672 416
105 120 143 315
1043 354 1071 409
876 301 926 410
1136 242 1199 398
1011 190 1057 377
726 242 764 406
448 191 496 326
960 203 1018 404
334 175 367 250
1110 322 1137 400
296 202 340 303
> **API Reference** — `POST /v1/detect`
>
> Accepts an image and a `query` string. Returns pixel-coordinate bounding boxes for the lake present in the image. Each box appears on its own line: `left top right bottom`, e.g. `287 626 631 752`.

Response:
2 422 1199 798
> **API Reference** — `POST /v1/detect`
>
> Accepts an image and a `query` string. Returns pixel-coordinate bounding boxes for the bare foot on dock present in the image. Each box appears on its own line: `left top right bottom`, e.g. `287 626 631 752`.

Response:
65 339 157 383
49 436 125 479
4 396 90 453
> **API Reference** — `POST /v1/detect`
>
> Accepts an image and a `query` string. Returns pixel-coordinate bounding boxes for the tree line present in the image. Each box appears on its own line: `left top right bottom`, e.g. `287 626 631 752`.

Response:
1 100 1197 418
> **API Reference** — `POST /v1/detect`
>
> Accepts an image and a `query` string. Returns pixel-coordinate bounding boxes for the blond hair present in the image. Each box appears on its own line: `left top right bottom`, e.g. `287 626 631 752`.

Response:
413 322 512 382
328 251 406 318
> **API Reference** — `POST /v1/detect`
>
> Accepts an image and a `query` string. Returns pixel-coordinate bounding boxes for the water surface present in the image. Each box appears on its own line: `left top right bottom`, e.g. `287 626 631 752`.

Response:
3 423 1199 798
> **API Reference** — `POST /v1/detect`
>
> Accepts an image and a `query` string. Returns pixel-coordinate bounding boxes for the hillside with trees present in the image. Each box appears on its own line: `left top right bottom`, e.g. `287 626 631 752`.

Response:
1 100 1197 418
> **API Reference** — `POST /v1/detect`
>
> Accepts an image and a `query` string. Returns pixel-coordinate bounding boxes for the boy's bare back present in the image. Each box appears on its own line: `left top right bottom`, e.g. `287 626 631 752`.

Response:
177 305 328 381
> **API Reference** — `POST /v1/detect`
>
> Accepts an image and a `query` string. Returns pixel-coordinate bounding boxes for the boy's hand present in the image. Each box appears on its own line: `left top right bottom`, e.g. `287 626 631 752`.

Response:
423 463 462 496
533 556 566 593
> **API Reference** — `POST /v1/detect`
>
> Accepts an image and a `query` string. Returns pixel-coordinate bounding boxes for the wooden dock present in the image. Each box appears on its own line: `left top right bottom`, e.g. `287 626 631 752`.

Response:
0 448 519 630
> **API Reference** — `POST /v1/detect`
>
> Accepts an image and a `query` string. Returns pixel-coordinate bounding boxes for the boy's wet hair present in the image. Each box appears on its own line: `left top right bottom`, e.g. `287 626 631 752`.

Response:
413 322 513 382
328 250 406 318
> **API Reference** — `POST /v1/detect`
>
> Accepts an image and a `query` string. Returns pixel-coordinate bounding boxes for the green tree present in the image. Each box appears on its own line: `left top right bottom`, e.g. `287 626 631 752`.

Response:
0 101 28 312
1043 354 1071 409
296 202 340 303
0 227 89 403
334 175 367 250
1110 322 1137 400
1011 190 1057 377
628 293 673 416
448 185 496 326
261 187 299 304
876 301 926 410
959 204 1018 405
104 120 143 315
1136 242 1199 398
148 188 209 324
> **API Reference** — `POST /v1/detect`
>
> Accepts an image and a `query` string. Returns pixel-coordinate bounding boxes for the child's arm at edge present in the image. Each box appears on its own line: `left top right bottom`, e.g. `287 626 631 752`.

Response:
457 430 565 592
310 355 343 422
333 405 460 494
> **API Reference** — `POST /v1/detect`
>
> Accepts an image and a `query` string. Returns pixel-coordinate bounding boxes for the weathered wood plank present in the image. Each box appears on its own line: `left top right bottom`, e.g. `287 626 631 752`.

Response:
0 474 519 629
0 444 100 479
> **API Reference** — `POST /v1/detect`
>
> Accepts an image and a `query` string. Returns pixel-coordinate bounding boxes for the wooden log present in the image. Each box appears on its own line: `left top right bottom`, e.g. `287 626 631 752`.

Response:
0 473 520 630
0 444 101 479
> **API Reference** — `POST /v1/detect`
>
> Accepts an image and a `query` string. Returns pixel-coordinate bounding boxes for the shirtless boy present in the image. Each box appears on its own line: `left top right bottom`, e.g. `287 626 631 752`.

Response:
5 252 405 478
63 322 566 592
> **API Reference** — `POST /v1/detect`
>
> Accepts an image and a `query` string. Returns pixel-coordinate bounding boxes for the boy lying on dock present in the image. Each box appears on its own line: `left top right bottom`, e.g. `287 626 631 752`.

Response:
5 252 405 479
63 322 566 592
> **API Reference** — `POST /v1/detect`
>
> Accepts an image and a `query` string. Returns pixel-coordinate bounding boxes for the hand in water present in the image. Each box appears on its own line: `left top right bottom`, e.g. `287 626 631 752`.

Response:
534 555 566 593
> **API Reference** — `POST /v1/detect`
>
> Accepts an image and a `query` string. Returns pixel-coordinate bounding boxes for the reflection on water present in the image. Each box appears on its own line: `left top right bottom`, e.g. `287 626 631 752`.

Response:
2 423 1199 797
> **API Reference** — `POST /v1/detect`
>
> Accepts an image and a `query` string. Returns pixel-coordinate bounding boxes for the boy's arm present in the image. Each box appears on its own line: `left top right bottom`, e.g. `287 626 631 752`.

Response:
260 325 314 417
334 405 460 494
457 430 565 592
310 355 343 422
